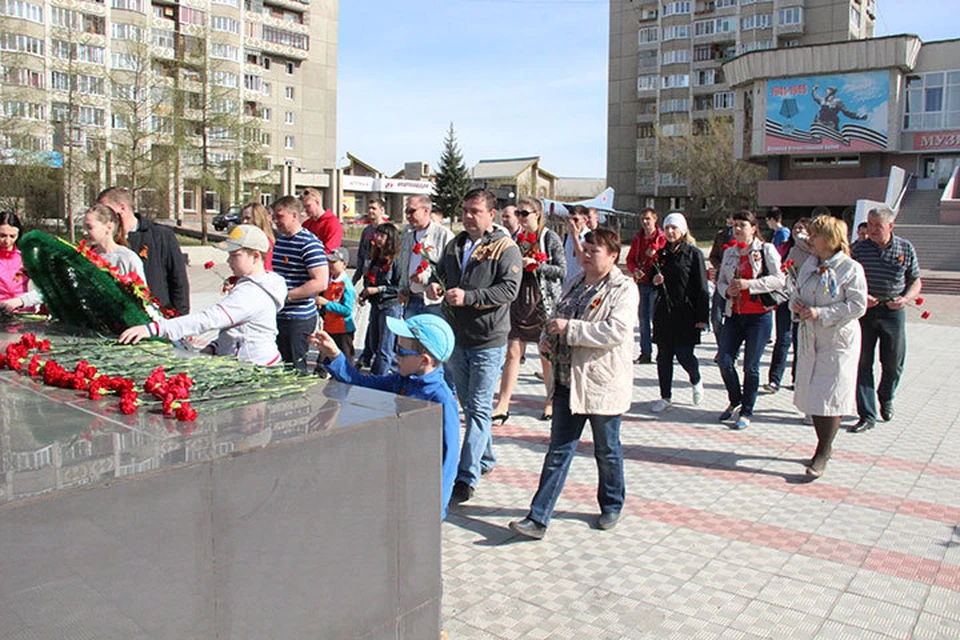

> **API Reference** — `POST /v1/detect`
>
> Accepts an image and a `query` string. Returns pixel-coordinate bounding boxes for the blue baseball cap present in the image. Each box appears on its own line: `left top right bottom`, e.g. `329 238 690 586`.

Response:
386 314 455 363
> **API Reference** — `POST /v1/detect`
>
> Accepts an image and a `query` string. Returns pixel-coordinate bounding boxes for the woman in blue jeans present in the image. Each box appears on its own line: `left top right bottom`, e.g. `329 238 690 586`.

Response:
358 223 401 375
715 210 785 430
508 228 639 540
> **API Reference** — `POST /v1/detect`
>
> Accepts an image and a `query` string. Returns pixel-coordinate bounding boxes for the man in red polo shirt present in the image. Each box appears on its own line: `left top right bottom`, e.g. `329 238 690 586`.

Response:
301 187 343 250
626 207 666 364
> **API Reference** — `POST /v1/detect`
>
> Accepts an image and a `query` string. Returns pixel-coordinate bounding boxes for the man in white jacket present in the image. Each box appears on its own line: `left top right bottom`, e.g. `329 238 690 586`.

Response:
118 225 288 366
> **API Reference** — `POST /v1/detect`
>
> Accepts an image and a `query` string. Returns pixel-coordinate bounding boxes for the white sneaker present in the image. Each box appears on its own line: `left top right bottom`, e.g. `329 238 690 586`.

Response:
651 398 671 413
692 381 704 405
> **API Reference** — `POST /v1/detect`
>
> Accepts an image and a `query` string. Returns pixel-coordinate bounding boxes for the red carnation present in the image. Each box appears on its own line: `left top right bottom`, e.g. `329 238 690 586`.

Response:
915 297 924 306
921 311 931 319
204 261 215 269
412 242 423 255
175 402 198 422
737 241 748 249
415 260 429 275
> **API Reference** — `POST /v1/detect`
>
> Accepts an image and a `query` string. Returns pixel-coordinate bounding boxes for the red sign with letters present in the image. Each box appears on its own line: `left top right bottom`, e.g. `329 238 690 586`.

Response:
914 131 960 151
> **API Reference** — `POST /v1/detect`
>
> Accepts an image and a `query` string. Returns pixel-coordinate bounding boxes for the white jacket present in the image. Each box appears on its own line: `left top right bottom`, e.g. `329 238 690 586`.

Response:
716 239 785 316
561 267 639 416
149 272 287 365
791 252 867 416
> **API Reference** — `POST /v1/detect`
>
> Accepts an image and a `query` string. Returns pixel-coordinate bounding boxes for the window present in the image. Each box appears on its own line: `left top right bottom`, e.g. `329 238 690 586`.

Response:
662 1 691 16
850 5 861 29
212 0 239 6
740 40 773 53
695 68 724 85
50 71 104 96
715 17 735 32
111 0 143 12
180 7 206 26
182 190 196 212
716 0 736 7
285 61 294 75
112 23 142 41
213 70 239 88
637 75 657 92
904 71 960 130
285 111 294 124
3 67 43 88
51 8 104 33
713 91 734 109
151 115 172 134
284 135 294 149
638 27 658 44
662 74 690 89
661 98 690 113
261 25 308 50
263 56 271 70
638 49 658 70
211 42 240 61
262 107 271 121
211 16 239 33
741 13 772 30
1 101 44 120
637 124 655 139
662 49 691 65
694 20 714 37
779 6 802 25
113 83 147 101
112 52 141 71
661 123 688 137
0 33 43 56
211 98 236 113
662 25 690 41
262 81 272 96
284 86 294 100
694 44 713 61
204 191 218 212
243 73 262 92
0 0 43 23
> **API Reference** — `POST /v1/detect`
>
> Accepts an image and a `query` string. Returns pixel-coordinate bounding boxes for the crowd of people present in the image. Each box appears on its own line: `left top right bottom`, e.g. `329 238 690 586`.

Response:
0 187 923 537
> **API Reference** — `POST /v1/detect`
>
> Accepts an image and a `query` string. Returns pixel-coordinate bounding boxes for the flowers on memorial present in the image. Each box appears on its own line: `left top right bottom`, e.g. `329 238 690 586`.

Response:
76 240 177 319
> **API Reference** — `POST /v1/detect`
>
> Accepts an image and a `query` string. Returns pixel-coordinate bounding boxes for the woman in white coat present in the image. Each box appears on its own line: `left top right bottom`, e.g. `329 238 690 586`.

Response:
791 216 867 478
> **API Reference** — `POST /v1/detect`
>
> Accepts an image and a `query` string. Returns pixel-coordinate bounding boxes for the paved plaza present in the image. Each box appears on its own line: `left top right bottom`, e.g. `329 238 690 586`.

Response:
439 305 960 639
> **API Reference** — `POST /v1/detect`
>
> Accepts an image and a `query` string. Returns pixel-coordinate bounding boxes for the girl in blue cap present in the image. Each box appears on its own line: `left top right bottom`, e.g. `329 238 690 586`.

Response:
310 314 459 519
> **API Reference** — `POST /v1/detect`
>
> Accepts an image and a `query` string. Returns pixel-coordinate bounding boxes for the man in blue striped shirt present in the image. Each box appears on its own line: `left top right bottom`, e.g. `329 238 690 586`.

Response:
850 206 922 432
271 196 329 374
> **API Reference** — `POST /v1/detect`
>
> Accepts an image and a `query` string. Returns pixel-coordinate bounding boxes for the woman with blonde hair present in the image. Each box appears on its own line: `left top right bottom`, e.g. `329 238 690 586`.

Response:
791 216 867 478
492 197 565 423
240 202 275 270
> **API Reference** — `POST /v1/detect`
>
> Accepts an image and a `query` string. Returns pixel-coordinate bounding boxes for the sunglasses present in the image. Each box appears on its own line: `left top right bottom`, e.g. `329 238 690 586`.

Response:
516 210 535 217
404 207 420 214
395 344 421 357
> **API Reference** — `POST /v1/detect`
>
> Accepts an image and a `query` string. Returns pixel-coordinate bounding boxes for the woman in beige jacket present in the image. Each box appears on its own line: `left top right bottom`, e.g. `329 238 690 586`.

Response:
509 228 639 539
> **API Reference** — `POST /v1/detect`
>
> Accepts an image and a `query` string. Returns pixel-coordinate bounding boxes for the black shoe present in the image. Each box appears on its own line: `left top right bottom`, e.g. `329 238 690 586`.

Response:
718 404 740 421
880 402 894 422
596 512 621 530
451 481 474 503
850 418 875 433
634 353 652 364
509 518 546 540
539 412 552 421
491 412 510 425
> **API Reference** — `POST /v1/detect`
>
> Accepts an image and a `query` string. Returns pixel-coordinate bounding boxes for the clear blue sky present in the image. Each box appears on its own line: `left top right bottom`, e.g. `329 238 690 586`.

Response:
336 0 956 180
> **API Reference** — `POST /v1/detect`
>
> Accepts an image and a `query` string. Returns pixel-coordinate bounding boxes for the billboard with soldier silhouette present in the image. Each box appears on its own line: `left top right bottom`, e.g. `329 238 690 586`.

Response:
765 71 889 154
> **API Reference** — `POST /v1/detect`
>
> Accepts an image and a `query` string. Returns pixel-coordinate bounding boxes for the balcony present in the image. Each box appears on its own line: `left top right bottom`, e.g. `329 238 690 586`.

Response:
777 20 804 35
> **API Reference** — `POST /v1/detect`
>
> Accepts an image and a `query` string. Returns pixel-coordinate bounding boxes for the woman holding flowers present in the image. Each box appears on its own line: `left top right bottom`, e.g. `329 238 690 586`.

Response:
0 210 28 305
791 216 867 478
492 198 565 423
359 222 402 375
649 213 709 413
716 210 786 430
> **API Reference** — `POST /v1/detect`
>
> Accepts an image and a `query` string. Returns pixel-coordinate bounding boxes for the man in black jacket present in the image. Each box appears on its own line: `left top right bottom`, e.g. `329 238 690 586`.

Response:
427 188 522 503
97 187 190 315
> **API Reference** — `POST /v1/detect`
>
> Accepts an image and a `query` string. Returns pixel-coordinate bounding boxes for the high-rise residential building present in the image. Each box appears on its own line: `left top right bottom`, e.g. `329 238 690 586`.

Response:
607 0 875 214
0 0 337 220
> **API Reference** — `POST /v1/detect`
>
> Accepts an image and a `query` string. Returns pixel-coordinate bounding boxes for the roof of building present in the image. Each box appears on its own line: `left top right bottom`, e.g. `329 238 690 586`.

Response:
472 156 542 180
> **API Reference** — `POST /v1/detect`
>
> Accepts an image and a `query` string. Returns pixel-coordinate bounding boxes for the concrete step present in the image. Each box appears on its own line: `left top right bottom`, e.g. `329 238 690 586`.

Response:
897 189 942 225
922 277 960 295
895 224 960 271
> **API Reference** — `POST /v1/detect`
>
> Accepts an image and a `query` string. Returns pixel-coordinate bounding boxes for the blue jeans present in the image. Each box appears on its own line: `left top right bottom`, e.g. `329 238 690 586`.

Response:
768 302 793 386
403 295 444 320
857 306 906 421
277 315 318 375
528 385 625 527
447 344 506 486
717 312 772 417
369 303 401 375
638 283 658 356
656 343 701 400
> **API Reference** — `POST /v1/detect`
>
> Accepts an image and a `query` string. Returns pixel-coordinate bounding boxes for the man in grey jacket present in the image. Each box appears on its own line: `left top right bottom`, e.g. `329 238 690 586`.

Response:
398 195 453 319
427 188 522 503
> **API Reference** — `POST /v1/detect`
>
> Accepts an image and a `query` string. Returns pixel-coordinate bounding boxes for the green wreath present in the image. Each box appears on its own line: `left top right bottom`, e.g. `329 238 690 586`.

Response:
19 230 156 334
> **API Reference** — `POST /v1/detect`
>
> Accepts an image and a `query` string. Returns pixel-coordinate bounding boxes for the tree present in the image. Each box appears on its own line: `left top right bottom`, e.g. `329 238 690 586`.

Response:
657 115 765 225
433 123 471 220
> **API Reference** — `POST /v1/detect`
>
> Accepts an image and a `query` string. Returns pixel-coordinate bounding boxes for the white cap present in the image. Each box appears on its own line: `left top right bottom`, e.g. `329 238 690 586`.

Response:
662 212 688 236
216 224 270 253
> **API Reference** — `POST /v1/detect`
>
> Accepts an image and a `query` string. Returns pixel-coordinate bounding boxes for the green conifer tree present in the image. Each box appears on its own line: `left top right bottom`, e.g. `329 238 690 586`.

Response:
433 123 471 220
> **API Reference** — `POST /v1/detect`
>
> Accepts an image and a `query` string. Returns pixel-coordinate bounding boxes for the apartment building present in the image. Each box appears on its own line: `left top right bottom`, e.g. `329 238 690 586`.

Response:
0 0 337 219
608 0 875 213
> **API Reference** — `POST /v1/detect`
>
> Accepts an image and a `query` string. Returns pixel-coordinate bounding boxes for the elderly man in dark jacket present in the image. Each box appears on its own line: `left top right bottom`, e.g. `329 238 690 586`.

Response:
97 187 190 315
427 188 522 503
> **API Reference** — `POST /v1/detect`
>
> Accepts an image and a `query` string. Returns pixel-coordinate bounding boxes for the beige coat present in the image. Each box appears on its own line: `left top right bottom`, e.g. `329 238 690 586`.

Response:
560 267 639 416
791 251 867 417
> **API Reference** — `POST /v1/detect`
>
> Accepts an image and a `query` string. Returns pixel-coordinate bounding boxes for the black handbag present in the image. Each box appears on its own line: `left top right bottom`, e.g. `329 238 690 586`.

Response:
756 245 789 308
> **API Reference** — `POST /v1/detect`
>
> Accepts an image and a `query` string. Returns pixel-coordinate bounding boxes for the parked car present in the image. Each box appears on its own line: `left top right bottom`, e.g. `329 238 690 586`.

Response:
212 207 242 232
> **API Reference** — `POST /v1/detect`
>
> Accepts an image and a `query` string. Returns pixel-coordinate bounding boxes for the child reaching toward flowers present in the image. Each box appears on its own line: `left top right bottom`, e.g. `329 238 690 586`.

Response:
311 314 459 519
118 225 287 366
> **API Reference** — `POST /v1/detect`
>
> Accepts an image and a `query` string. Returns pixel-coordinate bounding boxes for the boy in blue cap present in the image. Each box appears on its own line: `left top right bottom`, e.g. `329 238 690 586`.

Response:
310 314 459 519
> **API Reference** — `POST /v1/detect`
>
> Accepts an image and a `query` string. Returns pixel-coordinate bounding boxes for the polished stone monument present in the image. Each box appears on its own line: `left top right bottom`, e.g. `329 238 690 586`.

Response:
0 349 443 639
